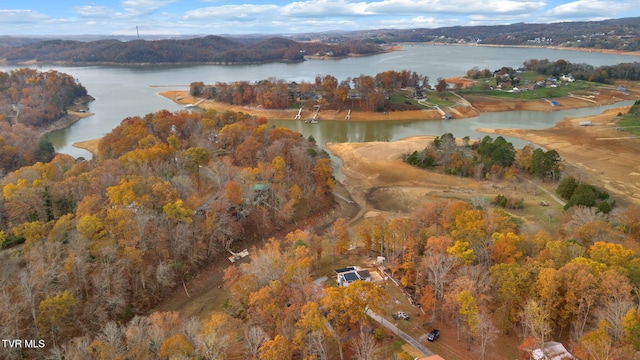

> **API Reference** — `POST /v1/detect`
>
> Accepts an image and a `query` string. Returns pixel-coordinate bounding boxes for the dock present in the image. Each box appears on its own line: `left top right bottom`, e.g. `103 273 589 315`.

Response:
184 98 206 108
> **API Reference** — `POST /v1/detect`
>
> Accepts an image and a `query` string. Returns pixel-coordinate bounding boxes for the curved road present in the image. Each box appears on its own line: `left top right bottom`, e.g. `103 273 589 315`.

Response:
366 309 435 357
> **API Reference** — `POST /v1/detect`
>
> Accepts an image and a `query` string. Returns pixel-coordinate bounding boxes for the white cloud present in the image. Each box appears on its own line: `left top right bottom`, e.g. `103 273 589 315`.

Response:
0 9 49 24
545 0 634 18
120 0 177 16
183 4 279 21
280 0 547 17
74 5 116 18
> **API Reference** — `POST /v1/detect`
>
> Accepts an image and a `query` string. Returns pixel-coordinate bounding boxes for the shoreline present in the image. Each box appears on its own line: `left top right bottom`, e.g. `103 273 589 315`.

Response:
159 79 639 122
475 106 640 205
37 110 94 138
72 138 101 158
7 42 640 67
405 41 640 57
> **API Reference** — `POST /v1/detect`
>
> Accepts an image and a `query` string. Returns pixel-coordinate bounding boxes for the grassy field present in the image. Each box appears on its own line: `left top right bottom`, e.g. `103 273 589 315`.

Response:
616 110 640 136
388 89 458 108
459 72 598 100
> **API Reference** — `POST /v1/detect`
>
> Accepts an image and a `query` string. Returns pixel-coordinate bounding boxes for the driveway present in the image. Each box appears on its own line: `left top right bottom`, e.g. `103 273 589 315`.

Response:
366 308 435 357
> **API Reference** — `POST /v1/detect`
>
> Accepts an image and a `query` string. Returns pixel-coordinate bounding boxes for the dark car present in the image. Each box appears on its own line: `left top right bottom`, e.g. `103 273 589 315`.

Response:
427 329 440 342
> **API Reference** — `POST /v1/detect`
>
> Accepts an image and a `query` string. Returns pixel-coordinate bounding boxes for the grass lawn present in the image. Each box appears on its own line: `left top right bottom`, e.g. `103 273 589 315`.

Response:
616 112 640 136
459 72 599 100
387 90 457 108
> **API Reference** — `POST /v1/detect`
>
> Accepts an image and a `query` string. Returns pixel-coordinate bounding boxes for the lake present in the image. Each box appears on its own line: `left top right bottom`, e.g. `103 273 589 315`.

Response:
1 44 638 159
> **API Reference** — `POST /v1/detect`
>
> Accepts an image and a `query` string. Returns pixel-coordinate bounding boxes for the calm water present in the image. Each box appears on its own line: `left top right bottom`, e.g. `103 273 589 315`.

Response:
1 44 638 159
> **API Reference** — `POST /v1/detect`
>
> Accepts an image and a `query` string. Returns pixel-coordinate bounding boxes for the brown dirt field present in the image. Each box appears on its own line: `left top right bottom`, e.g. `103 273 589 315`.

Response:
478 105 640 205
326 137 526 225
72 138 101 157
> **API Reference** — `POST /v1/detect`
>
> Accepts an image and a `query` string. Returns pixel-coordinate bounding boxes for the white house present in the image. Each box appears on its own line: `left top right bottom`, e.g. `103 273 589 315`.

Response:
560 74 575 82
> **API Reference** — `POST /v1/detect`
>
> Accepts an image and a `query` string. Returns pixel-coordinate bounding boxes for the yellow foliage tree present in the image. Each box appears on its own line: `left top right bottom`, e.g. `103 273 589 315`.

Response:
447 240 475 265
37 291 78 342
259 335 293 360
199 312 240 359
159 333 194 359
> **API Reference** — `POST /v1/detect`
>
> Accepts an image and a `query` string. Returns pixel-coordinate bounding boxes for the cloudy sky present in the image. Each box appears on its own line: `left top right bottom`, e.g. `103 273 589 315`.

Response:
2 0 639 36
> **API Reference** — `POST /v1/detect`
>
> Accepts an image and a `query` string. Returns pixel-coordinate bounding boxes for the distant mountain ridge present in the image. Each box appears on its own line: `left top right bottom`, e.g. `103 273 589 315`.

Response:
335 17 640 51
0 36 381 65
1 17 638 65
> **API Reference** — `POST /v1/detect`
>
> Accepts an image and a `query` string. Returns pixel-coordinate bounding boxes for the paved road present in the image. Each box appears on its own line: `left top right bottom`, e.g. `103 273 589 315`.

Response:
366 309 435 357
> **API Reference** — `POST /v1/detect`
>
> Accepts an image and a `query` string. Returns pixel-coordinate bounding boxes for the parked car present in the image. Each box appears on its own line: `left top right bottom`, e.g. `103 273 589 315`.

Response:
427 329 440 342
396 311 409 320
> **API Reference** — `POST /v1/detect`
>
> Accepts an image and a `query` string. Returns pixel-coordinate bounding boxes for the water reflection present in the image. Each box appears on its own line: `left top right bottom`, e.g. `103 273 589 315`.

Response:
269 100 635 149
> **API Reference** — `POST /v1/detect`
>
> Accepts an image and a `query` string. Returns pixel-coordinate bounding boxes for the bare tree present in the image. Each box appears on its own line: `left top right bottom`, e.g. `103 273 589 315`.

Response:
423 253 456 302
243 324 269 358
521 298 552 348
351 327 380 360
543 208 556 224
306 331 329 360
156 261 176 288
20 270 40 336
475 312 499 360
98 321 126 359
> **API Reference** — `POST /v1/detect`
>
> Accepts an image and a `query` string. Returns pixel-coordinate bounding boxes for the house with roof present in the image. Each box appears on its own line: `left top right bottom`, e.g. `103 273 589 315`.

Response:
335 266 372 286
560 74 575 82
530 341 576 360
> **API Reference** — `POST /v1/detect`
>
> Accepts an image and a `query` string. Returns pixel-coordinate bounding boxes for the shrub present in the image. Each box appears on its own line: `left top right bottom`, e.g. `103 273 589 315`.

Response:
492 194 524 209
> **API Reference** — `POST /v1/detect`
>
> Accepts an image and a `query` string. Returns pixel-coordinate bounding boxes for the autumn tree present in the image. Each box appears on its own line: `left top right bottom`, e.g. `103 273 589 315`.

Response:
38 291 79 345
456 290 479 350
333 217 350 255
578 320 621 360
198 312 241 359
521 298 552 349
322 281 388 360
475 312 499 360
490 262 532 332
622 308 640 351
159 333 194 359
259 334 292 360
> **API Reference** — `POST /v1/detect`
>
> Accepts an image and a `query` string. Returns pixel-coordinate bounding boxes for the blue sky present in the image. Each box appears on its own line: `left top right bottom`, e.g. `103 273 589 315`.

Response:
2 0 639 36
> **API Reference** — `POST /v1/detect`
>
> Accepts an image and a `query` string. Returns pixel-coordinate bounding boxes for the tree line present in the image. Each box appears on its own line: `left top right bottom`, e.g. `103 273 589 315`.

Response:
190 69 429 112
0 108 336 359
0 36 382 65
406 134 561 181
523 58 640 83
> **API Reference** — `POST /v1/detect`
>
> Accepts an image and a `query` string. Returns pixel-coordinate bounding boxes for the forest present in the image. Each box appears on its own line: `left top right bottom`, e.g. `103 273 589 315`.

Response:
0 108 337 359
0 36 381 65
0 68 88 175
